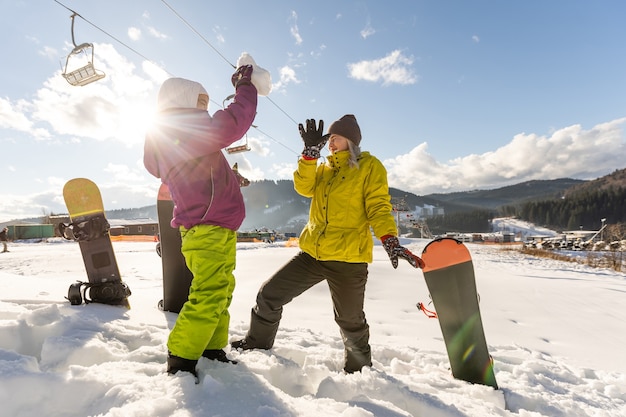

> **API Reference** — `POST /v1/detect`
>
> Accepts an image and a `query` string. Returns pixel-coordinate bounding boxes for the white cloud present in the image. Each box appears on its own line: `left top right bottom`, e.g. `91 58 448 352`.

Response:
0 97 50 139
360 23 375 39
348 50 417 85
38 46 58 60
472 35 480 43
27 43 158 146
385 118 626 195
213 25 226 44
247 135 271 157
289 11 303 45
142 61 169 84
104 163 145 182
128 27 142 41
271 65 300 92
271 162 297 179
147 26 168 40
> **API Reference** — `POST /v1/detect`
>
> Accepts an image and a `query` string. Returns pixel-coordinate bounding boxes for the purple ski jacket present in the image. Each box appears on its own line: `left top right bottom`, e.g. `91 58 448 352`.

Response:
144 78 257 231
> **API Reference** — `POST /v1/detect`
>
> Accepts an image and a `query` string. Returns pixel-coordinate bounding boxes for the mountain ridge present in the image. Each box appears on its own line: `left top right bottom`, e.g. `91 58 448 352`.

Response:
5 169 625 232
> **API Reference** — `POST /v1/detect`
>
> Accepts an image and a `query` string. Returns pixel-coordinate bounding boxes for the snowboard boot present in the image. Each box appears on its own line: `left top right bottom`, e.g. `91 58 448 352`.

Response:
202 349 237 364
167 354 198 383
231 338 254 351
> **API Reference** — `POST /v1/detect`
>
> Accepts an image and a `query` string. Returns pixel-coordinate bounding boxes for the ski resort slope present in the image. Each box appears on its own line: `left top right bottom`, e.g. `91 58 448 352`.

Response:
0 237 624 416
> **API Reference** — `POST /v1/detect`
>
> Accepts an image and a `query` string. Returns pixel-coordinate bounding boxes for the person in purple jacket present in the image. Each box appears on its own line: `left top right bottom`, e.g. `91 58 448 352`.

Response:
144 65 257 378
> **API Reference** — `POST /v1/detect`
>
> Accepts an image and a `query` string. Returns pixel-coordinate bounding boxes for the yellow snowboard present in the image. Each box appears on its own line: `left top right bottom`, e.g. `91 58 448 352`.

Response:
62 178 130 307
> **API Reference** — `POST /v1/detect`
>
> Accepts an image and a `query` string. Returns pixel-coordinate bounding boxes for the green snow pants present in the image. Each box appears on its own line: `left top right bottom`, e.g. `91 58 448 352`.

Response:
167 224 236 360
245 251 371 373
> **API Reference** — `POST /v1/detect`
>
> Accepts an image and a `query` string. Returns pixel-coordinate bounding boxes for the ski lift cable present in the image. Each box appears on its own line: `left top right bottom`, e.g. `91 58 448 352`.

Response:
158 0 301 127
53 0 175 78
254 126 300 155
222 95 298 156
52 0 300 154
160 0 235 69
53 1 224 106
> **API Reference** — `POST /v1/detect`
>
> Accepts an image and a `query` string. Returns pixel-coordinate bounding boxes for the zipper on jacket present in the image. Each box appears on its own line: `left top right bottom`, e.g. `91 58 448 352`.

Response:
201 166 215 221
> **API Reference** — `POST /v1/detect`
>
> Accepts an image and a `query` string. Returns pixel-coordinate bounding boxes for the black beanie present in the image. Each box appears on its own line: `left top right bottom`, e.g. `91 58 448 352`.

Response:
328 114 362 146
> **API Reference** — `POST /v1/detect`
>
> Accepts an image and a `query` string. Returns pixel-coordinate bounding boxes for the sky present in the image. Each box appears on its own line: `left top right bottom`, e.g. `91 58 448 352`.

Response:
1 0 626 222
0 218 625 416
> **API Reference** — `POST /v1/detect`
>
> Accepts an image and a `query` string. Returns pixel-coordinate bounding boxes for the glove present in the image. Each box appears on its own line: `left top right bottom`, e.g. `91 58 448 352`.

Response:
299 119 329 159
231 65 254 89
232 163 250 187
381 235 425 269
236 52 272 96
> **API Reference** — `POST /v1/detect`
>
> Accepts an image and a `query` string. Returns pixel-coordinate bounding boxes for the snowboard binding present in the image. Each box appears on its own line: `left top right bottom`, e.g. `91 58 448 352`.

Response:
67 280 131 306
59 215 110 241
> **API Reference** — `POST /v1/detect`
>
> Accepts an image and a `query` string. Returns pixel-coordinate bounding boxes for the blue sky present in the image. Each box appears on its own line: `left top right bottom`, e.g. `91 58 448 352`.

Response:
1 0 625 222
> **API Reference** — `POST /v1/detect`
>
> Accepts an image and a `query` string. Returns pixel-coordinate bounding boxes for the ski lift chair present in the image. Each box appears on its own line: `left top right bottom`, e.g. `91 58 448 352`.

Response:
226 136 251 154
62 42 105 87
61 13 105 87
222 93 253 154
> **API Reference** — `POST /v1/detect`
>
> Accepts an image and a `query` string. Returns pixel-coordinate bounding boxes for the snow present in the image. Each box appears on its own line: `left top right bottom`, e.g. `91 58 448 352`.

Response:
1 230 625 416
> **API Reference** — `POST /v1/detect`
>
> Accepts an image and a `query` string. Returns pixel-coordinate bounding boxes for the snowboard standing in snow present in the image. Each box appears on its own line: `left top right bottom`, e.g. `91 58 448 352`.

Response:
156 183 193 313
60 178 131 307
420 237 498 389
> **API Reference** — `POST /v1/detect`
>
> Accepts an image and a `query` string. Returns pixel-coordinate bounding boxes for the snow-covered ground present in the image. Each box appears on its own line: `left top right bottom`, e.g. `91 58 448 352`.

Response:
0 232 625 416
490 217 558 239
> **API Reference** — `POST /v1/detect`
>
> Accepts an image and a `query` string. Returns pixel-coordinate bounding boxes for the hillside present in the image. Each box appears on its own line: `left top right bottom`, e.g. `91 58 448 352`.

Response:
563 168 626 197
423 178 584 211
5 171 624 233
118 178 585 224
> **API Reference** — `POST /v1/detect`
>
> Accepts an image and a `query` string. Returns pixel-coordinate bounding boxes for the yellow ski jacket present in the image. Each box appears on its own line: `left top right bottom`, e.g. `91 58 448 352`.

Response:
295 150 398 263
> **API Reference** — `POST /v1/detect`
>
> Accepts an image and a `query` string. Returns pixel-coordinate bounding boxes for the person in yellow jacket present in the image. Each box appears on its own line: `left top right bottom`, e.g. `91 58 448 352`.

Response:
232 114 425 373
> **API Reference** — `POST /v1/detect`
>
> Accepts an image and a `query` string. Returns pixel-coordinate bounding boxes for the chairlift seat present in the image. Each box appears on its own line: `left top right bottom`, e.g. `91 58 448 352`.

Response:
226 144 252 154
62 43 105 87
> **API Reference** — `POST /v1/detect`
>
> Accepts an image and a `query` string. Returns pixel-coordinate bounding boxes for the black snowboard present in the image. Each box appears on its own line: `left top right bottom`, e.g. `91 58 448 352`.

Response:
421 237 498 389
157 183 193 313
61 178 130 307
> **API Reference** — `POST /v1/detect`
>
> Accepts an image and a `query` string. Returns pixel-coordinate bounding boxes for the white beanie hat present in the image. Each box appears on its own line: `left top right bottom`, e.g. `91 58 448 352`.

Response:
157 78 208 111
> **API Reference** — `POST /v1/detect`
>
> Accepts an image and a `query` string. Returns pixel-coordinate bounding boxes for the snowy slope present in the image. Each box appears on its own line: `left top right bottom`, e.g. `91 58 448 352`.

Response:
0 238 624 417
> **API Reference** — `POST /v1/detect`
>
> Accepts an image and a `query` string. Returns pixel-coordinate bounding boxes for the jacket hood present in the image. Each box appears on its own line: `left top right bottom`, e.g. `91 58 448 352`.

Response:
157 78 208 111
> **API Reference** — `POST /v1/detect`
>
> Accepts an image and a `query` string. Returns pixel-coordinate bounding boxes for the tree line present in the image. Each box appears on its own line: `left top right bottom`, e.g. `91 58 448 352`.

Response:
425 186 626 236
506 186 626 231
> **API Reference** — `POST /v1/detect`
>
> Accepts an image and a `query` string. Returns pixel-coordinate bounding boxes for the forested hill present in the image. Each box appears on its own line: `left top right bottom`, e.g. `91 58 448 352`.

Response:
13 169 622 234
400 178 584 213
100 175 610 231
563 168 626 197
515 168 626 231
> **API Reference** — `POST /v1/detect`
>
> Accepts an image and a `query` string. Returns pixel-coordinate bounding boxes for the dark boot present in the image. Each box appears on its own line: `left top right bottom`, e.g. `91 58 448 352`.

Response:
231 338 255 351
343 336 372 373
167 354 198 381
202 349 237 364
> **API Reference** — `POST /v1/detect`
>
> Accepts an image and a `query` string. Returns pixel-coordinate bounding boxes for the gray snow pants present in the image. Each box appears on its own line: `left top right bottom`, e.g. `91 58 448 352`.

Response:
245 251 372 373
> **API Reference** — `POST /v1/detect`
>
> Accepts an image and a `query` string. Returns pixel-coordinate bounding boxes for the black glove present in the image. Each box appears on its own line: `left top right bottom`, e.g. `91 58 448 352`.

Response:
231 65 253 89
299 119 329 159
382 235 425 269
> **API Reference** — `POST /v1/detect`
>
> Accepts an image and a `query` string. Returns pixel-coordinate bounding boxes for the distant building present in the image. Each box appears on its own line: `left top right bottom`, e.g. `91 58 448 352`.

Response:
108 219 158 237
5 224 55 240
49 216 158 238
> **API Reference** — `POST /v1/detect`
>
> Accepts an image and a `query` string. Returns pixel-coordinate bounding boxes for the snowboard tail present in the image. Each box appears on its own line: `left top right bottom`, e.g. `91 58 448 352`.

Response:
157 183 193 313
61 178 130 307
421 238 498 389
